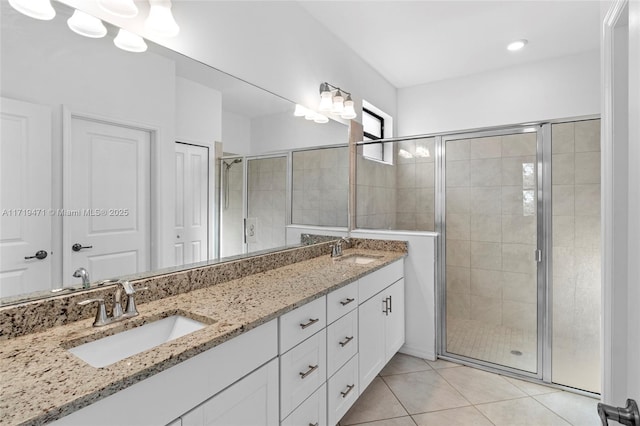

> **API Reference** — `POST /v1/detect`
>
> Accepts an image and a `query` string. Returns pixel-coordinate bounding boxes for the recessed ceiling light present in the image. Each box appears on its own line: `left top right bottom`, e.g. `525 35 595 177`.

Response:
507 39 528 51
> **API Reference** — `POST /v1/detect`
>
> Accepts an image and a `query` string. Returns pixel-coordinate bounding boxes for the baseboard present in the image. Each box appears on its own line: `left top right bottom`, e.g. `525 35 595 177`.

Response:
399 344 435 361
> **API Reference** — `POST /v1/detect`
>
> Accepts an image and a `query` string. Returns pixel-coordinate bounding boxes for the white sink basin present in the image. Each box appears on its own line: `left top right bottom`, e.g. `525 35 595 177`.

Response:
67 315 206 368
336 254 382 265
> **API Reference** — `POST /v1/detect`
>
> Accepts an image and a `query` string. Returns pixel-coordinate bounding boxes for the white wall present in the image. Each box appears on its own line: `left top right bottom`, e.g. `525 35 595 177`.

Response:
398 50 600 136
222 111 251 155
286 226 438 360
58 0 398 133
250 111 349 154
175 77 222 145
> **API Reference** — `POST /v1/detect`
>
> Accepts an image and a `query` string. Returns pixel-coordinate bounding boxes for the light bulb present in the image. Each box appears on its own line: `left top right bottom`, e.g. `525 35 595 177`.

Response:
319 91 333 111
8 0 55 20
145 0 180 38
293 104 307 117
67 10 107 38
304 110 316 120
507 39 528 51
98 0 138 18
331 90 344 114
114 29 148 53
341 95 356 119
314 113 329 124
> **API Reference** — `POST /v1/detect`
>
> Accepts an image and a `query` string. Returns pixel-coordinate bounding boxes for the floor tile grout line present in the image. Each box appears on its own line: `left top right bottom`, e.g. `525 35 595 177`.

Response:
341 413 416 426
377 373 416 420
531 394 585 426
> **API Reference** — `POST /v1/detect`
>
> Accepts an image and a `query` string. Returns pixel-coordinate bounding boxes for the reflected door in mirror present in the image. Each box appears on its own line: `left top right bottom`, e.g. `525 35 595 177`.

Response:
0 98 52 297
64 117 151 284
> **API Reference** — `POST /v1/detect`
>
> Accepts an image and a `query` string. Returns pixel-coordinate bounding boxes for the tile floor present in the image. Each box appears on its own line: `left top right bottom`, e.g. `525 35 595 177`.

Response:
338 353 602 426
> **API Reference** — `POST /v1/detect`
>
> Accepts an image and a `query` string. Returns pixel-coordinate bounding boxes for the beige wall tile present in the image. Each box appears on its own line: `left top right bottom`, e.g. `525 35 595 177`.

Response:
552 246 576 281
502 186 535 215
575 247 601 288
471 295 503 325
552 216 575 248
447 290 471 320
396 140 416 164
397 163 416 188
447 187 470 214
470 241 502 270
470 214 502 242
470 158 502 186
552 122 575 154
447 213 471 240
501 133 537 157
417 188 435 213
416 162 435 188
502 215 537 245
502 156 536 186
447 266 471 294
574 152 601 184
447 239 471 267
552 153 575 185
471 268 503 298
446 139 470 161
396 213 417 231
470 187 502 215
470 136 502 159
397 188 417 213
574 119 601 152
416 213 435 232
575 215 600 248
502 272 537 303
446 160 471 187
503 300 537 333
415 138 435 163
552 185 574 216
574 184 600 216
502 243 536 273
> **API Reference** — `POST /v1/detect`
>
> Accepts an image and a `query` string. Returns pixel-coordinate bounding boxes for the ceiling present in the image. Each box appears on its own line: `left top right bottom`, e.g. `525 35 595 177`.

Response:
298 1 601 89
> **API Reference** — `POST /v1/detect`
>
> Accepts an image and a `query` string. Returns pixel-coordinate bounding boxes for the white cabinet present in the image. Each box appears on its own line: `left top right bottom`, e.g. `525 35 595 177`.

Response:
181 358 279 426
327 355 359 426
358 278 405 391
281 383 327 426
326 281 358 324
279 296 326 353
326 309 358 378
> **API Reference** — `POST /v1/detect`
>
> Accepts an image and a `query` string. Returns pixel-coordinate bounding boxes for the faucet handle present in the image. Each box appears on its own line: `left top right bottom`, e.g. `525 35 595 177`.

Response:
77 298 109 326
123 284 148 317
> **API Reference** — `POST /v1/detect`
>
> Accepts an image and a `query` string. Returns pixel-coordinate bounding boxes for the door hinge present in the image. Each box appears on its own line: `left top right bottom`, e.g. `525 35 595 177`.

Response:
535 249 542 263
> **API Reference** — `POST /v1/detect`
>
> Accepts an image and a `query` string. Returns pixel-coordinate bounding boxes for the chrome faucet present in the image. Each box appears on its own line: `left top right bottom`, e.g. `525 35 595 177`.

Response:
73 267 90 289
330 237 351 258
77 280 147 327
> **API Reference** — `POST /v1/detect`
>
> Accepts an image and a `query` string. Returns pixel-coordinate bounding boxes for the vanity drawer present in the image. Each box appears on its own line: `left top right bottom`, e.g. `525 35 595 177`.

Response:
358 260 403 303
326 309 358 378
280 328 327 419
279 296 326 354
326 281 358 324
327 354 359 426
280 383 327 426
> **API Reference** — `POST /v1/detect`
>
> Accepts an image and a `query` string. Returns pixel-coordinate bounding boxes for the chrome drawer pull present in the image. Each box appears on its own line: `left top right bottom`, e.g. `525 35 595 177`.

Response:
341 384 355 398
309 423 319 426
388 295 392 313
299 364 319 379
300 318 319 329
339 297 355 306
339 336 354 347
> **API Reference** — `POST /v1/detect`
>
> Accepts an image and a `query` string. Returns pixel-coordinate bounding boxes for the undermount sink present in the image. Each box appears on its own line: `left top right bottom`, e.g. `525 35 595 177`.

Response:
67 315 207 368
335 254 383 265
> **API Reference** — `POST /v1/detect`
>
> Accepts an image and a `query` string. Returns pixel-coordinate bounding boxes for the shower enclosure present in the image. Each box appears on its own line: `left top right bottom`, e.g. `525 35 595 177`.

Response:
355 118 601 394
218 154 288 258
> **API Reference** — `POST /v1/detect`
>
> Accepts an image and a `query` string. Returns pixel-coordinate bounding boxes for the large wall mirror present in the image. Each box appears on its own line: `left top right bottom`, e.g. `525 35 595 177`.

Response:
0 1 348 305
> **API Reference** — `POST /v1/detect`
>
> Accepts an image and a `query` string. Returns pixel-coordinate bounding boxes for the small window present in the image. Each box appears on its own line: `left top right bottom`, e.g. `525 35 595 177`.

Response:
363 107 384 140
361 101 393 165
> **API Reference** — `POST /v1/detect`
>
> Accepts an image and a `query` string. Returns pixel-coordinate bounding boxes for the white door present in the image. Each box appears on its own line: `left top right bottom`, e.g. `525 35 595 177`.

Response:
384 279 405 362
175 142 209 266
63 116 151 285
0 97 52 298
358 292 386 391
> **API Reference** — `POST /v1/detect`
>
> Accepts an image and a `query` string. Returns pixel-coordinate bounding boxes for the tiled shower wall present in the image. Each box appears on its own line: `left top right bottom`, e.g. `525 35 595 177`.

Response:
220 159 244 258
551 119 601 393
445 133 538 335
355 146 397 229
247 156 287 252
292 147 349 227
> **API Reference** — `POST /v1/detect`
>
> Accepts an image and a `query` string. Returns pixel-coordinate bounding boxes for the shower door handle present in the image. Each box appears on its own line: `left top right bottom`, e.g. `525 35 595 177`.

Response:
534 249 542 263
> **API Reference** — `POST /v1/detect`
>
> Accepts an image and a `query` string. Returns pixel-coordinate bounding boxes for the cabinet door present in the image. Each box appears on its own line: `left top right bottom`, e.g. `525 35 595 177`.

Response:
358 293 386 391
280 383 327 426
384 279 405 362
181 358 278 426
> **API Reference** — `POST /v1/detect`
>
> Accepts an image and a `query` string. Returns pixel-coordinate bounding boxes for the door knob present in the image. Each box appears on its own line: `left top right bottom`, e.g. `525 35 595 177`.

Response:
24 250 47 260
72 243 93 252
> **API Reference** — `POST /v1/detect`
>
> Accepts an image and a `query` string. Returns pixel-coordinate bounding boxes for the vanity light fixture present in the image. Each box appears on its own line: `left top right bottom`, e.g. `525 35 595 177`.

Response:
507 39 528 51
8 0 55 20
145 0 180 38
314 113 329 124
98 0 138 18
318 82 357 120
114 29 148 52
67 10 108 38
293 104 307 117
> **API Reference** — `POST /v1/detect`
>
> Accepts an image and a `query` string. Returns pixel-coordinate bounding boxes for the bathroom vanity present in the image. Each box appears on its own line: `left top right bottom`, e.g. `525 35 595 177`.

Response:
0 239 406 426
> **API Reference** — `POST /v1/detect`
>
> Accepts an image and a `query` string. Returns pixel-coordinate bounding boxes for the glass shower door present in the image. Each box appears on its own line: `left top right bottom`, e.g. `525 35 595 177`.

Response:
443 129 540 374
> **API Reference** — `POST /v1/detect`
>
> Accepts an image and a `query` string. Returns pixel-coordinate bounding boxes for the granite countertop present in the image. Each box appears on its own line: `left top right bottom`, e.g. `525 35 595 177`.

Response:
0 248 405 425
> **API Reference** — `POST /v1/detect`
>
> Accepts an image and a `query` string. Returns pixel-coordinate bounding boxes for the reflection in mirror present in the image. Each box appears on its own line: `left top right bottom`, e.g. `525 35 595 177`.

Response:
292 146 349 227
0 1 348 306
356 138 436 231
